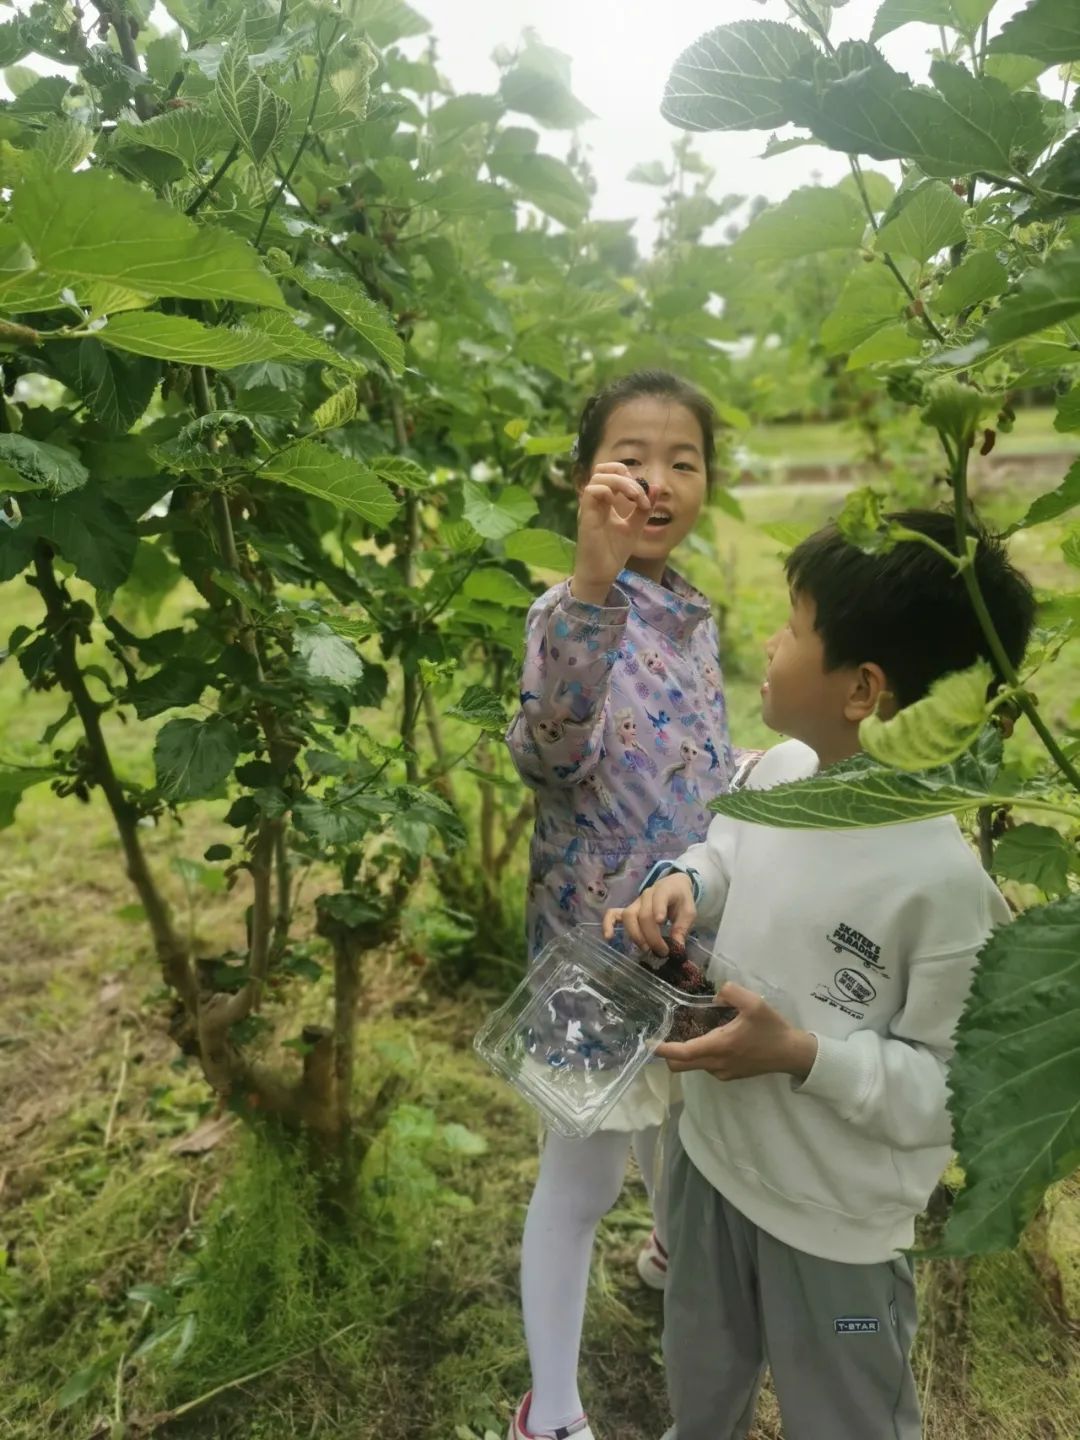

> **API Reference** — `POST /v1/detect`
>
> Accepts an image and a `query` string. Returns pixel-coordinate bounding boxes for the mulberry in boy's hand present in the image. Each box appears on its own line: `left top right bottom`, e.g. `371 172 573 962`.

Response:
639 941 737 1042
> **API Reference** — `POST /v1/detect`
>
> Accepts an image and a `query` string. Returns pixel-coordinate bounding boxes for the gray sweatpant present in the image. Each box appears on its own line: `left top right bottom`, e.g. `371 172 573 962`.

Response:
662 1129 921 1440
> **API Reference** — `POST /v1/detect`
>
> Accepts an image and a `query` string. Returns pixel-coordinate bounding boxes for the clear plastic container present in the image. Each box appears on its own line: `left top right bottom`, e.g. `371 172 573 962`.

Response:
473 925 787 1139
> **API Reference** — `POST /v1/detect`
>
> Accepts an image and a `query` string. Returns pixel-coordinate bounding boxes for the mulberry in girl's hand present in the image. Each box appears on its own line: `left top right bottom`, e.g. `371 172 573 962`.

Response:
637 477 650 495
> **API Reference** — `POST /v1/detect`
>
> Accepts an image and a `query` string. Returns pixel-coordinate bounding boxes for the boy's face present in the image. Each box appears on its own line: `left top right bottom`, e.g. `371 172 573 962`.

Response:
761 591 883 764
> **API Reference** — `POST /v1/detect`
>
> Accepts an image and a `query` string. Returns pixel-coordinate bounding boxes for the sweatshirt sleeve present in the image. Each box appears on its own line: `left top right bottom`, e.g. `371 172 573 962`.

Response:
665 815 736 929
793 942 985 1151
505 580 629 790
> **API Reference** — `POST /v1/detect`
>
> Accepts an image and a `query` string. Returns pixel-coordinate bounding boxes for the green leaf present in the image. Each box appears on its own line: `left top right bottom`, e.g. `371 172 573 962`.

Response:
940 893 1080 1255
835 485 892 552
461 568 534 608
439 1121 488 1155
521 431 577 456
870 1 954 41
445 683 509 734
920 375 994 448
661 20 819 133
734 186 866 265
860 663 993 771
429 93 504 136
56 1359 110 1410
115 108 229 170
127 660 211 720
976 248 1080 350
155 715 240 800
261 441 400 528
295 623 365 687
367 455 430 491
1055 390 1080 433
0 434 87 497
987 0 1080 66
0 765 56 829
875 180 966 264
462 480 537 541
709 731 1006 829
28 491 138 590
312 383 358 431
292 793 378 846
845 323 922 370
627 160 671 185
1010 459 1080 531
292 267 404 373
498 44 593 130
790 58 1049 180
934 249 1009 314
44 339 159 436
488 152 590 227
214 36 291 161
34 117 95 173
11 165 283 308
820 263 905 355
243 308 363 371
96 311 291 367
504 527 576 571
992 823 1074 896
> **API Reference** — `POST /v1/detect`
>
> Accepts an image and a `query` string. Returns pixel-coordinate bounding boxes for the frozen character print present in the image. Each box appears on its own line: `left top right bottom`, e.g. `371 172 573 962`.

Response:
643 803 678 844
704 735 722 772
642 650 667 679
662 738 702 805
578 770 622 831
554 879 578 915
583 853 631 909
555 678 595 724
645 707 671 748
702 661 723 706
613 708 658 777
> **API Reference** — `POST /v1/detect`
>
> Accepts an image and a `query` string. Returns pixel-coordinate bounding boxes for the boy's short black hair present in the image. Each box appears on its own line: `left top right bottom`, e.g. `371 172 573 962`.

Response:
785 509 1036 708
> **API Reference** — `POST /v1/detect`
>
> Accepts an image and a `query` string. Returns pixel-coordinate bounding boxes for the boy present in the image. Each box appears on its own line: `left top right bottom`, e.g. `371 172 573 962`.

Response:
603 510 1035 1440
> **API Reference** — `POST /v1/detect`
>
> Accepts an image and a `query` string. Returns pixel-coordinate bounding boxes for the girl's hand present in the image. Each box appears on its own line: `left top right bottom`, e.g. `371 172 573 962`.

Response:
571 462 653 605
603 873 696 955
656 983 818 1082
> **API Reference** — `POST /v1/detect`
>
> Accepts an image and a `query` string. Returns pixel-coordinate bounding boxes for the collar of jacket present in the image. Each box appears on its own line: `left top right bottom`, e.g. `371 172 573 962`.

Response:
616 565 712 645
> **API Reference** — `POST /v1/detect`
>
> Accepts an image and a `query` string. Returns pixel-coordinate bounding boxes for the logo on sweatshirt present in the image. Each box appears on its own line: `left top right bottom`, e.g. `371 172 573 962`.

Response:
833 967 878 1006
834 1317 880 1334
827 922 887 973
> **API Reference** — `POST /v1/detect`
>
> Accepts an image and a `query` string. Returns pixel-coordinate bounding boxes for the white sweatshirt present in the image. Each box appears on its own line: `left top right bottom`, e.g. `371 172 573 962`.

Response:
671 739 1010 1264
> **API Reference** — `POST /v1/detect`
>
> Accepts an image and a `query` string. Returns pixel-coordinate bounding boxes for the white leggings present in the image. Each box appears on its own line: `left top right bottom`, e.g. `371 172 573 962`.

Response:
520 1125 667 1434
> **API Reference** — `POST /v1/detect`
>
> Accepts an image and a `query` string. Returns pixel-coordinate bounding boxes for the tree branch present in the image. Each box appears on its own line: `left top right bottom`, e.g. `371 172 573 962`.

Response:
186 142 241 217
848 158 947 345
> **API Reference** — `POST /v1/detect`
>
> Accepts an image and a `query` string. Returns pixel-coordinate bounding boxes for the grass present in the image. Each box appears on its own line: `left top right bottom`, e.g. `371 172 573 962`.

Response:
1 456 1078 1439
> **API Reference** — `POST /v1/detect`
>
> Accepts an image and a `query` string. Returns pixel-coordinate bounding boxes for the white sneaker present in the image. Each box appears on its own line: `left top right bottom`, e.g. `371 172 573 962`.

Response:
507 1392 596 1440
636 1228 669 1291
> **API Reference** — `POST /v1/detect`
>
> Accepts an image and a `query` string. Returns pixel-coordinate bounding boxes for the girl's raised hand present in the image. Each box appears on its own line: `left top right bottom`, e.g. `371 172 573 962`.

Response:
570 462 653 605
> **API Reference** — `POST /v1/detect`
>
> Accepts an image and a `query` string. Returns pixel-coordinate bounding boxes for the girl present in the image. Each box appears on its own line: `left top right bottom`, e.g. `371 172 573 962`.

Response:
505 371 739 1440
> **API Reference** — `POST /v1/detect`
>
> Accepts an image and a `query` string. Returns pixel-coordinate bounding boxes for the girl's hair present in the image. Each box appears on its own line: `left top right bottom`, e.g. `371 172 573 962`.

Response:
571 369 717 479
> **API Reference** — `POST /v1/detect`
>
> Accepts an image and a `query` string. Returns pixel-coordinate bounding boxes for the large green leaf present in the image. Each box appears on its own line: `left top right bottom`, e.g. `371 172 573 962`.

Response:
242 308 363 371
461 568 535 608
44 339 160 436
11 165 283 307
709 732 1007 829
96 310 295 367
734 186 865 264
789 59 1049 180
127 660 213 720
260 441 400 527
445 683 510 734
154 715 240 800
294 623 365 687
933 249 1009 314
115 107 230 170
27 491 139 590
974 249 1080 350
462 480 537 541
871 0 995 41
488 151 591 227
292 267 404 373
1054 390 1080 434
1009 459 1080 532
661 20 819 133
860 663 993 771
0 434 87 497
820 263 905 355
941 894 1080 1255
499 50 593 130
988 0 1080 66
214 36 291 161
504 527 576 571
0 765 56 828
991 823 1075 897
875 180 966 264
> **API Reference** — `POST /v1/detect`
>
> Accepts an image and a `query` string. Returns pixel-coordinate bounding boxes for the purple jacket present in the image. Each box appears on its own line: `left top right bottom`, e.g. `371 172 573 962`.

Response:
506 567 735 964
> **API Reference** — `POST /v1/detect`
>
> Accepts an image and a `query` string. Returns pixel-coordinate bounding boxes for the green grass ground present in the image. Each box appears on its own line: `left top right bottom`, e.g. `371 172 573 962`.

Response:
1 447 1078 1439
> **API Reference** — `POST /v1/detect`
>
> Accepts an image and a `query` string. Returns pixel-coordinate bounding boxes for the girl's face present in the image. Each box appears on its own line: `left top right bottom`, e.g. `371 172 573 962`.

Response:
592 395 709 566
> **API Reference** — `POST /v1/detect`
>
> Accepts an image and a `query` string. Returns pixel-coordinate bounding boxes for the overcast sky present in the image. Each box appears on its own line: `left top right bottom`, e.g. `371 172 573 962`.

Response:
417 0 1035 247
